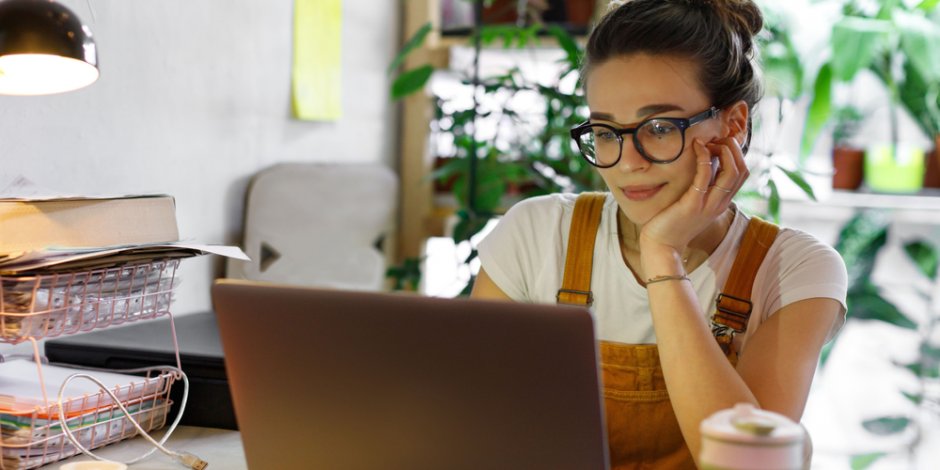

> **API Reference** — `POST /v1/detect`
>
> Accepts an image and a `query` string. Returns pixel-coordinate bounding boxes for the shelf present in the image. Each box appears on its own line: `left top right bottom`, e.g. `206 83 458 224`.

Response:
0 260 179 343
815 189 940 211
781 188 940 225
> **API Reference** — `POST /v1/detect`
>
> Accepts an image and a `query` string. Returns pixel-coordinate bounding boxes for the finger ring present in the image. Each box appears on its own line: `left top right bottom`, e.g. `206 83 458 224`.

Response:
713 185 733 193
692 185 708 193
698 161 714 166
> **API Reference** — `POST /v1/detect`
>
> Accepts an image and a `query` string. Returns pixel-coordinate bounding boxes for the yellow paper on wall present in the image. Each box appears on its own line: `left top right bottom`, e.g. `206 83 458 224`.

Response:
292 0 342 121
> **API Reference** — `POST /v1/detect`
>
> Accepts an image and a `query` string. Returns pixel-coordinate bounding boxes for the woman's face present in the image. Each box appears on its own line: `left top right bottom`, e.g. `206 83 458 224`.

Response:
585 53 726 225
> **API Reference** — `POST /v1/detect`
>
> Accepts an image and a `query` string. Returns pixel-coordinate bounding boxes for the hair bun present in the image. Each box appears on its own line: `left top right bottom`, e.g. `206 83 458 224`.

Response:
712 0 764 38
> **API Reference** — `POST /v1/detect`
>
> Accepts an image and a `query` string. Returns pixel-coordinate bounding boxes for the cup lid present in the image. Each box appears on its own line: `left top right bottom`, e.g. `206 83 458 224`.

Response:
700 403 803 445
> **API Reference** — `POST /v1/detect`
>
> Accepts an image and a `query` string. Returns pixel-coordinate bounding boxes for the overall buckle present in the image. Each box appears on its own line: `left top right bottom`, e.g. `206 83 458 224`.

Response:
556 288 594 306
714 292 752 333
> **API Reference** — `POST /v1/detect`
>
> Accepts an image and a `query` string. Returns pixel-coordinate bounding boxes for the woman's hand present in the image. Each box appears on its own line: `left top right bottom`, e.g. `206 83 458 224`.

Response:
637 136 748 263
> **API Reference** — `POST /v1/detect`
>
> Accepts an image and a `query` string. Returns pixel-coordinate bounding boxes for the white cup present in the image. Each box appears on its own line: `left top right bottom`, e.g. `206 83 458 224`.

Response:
59 461 128 470
699 403 804 470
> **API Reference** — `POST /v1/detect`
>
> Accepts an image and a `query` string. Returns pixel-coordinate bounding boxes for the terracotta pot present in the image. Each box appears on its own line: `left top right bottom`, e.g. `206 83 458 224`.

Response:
924 135 940 189
483 0 590 26
564 0 594 26
432 156 459 194
482 0 518 24
832 146 865 190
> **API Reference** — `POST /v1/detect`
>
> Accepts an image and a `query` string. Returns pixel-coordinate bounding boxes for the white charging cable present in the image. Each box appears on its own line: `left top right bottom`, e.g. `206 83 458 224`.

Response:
56 366 207 469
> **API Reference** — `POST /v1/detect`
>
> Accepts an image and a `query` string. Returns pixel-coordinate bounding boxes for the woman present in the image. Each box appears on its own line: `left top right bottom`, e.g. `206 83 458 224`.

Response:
471 0 848 468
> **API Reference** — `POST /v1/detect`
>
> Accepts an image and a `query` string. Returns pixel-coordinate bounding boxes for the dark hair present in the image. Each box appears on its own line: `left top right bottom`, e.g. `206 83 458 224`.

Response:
582 0 764 153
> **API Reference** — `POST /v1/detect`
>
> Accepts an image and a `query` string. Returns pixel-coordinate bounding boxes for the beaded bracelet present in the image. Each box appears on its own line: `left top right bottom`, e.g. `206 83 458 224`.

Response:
645 274 691 285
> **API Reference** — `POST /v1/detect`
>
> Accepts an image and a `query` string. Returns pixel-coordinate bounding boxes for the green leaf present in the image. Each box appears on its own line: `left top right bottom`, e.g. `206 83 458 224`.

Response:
388 22 432 76
848 284 916 329
924 342 940 360
767 179 780 223
735 189 763 200
905 343 940 379
776 165 817 201
831 17 892 82
385 256 423 291
917 0 940 12
851 452 887 470
800 63 832 159
862 416 911 435
902 239 939 280
902 391 923 405
904 360 940 379
897 11 940 83
428 157 466 182
547 25 582 70
452 210 492 243
898 59 940 137
517 24 541 48
451 158 509 215
459 274 476 297
391 65 434 99
759 21 804 99
835 211 889 290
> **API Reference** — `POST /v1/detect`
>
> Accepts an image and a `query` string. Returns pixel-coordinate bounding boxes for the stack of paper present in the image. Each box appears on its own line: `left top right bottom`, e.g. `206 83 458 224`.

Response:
0 359 174 469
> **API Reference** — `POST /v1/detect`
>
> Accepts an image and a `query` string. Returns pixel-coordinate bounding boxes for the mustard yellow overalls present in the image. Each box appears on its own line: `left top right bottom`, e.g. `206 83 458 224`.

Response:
556 193 779 469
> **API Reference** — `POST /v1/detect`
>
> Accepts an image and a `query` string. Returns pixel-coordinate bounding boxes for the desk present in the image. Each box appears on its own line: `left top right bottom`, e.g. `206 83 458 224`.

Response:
47 426 246 469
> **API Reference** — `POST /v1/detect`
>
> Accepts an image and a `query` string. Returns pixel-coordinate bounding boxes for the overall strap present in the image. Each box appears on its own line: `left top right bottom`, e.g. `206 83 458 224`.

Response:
712 216 781 358
556 192 607 306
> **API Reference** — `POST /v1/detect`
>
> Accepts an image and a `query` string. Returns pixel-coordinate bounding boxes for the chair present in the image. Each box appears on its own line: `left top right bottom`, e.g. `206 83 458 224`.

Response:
225 163 398 291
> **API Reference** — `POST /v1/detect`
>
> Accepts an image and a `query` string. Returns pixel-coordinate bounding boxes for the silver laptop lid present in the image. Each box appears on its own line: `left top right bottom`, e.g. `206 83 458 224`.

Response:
212 279 608 470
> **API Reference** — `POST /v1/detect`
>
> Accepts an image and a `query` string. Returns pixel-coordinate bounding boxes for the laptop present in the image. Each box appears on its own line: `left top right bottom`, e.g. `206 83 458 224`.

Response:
211 279 609 470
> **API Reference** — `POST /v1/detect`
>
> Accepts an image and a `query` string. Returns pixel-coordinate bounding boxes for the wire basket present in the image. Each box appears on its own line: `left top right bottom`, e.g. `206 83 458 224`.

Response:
0 368 176 470
0 260 179 343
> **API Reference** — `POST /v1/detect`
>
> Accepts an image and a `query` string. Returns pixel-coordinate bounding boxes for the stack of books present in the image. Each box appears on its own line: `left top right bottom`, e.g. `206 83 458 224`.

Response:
0 193 243 274
0 185 246 468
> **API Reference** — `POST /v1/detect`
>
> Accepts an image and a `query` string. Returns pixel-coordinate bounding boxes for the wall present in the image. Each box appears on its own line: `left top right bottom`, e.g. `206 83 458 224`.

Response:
0 0 399 315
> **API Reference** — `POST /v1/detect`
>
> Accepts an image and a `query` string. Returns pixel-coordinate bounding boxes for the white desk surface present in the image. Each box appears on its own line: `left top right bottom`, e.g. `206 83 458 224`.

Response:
45 426 246 469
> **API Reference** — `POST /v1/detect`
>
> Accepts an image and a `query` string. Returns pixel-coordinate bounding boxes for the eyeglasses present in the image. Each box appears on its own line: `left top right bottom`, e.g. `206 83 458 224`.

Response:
570 107 720 166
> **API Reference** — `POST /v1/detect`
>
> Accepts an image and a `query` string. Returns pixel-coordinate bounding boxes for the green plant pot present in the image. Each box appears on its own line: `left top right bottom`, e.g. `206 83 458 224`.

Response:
864 144 926 193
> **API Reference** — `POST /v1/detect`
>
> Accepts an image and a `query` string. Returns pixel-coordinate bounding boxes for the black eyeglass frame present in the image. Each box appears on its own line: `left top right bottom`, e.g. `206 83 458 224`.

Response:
570 107 720 166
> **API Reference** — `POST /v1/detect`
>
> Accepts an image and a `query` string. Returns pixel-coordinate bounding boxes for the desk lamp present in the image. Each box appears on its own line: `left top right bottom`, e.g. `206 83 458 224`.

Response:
0 0 98 95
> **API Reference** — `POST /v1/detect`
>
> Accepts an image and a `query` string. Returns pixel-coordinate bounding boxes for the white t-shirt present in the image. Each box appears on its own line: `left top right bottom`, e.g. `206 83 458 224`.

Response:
477 193 848 353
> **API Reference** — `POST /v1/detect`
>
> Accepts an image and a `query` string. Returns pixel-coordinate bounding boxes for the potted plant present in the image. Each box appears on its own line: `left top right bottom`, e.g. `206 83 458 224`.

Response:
801 0 940 193
831 105 865 190
826 210 940 468
894 19 940 189
389 9 596 293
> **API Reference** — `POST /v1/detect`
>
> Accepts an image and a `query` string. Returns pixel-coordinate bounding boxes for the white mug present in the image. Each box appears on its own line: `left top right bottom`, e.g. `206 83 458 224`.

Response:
699 403 804 470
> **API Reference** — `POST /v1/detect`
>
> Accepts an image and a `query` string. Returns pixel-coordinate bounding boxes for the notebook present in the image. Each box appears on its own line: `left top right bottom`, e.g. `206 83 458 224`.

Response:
211 279 609 470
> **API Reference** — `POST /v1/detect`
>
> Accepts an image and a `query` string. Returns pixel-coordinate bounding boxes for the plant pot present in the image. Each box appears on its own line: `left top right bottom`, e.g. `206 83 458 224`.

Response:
832 146 865 190
432 156 459 194
924 135 940 189
564 0 594 26
864 143 926 193
483 0 589 26
482 0 518 24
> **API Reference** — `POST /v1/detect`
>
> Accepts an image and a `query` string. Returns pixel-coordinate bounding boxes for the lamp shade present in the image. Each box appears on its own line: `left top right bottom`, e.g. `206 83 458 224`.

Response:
0 0 98 95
